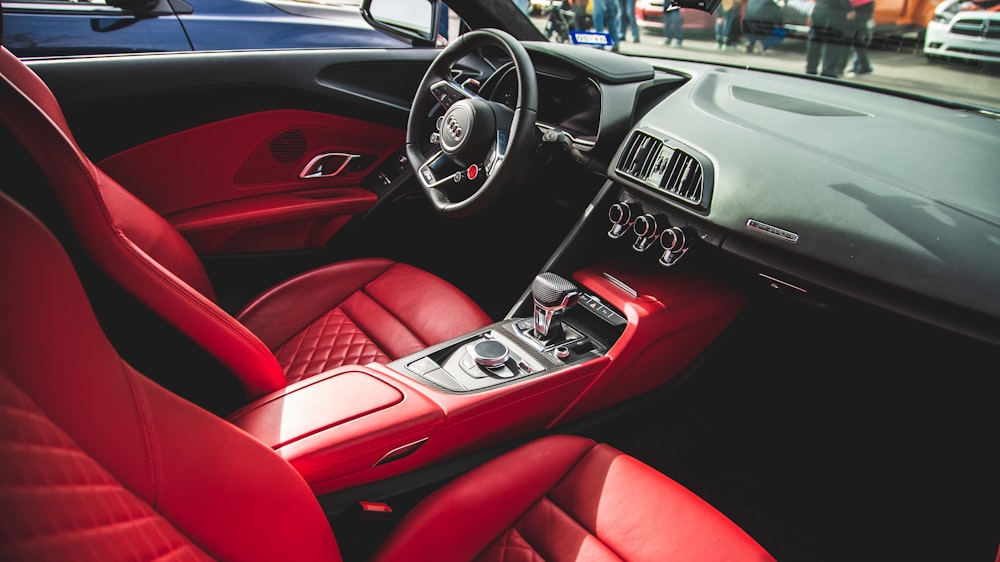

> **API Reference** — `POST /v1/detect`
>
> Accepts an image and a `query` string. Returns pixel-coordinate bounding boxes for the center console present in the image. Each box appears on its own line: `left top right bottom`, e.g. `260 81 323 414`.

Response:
391 272 625 394
230 256 746 497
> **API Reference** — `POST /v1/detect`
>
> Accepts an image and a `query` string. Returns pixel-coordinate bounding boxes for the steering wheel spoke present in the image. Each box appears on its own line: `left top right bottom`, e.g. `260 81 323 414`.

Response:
416 149 485 189
484 129 510 175
429 79 479 111
415 150 448 188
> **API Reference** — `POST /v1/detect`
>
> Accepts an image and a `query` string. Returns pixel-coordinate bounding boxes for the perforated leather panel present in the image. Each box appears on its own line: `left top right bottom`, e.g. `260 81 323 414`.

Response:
0 374 212 562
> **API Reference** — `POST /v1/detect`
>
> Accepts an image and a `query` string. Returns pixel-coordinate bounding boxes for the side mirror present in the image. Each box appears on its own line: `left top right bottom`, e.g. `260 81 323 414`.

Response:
361 0 439 46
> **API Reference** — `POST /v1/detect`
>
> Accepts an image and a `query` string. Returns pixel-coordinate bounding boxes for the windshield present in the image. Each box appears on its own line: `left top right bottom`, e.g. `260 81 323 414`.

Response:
444 0 1000 112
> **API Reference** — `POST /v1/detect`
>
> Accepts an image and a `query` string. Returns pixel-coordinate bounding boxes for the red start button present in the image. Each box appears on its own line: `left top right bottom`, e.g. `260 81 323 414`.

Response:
467 164 479 180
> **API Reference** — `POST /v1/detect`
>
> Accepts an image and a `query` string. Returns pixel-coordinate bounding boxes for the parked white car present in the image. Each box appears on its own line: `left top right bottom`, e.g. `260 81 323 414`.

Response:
924 0 1000 64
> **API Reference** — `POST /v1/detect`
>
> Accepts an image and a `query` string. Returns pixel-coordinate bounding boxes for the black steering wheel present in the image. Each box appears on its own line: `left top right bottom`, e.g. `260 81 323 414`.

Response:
406 28 538 218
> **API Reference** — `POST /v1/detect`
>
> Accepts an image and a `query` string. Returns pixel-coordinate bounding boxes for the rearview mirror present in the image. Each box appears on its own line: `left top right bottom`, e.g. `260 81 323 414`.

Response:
361 0 439 45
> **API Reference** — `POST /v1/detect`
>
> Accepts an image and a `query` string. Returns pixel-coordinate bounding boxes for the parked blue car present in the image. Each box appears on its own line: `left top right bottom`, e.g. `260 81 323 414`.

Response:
2 0 406 58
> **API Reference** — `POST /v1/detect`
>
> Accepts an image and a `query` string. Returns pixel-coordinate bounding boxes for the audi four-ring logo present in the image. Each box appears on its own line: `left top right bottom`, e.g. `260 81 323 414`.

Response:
446 115 463 140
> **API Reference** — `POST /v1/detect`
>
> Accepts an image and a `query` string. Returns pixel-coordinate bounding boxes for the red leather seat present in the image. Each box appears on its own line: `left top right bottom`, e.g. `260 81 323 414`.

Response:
0 46 491 402
0 190 775 561
370 434 777 562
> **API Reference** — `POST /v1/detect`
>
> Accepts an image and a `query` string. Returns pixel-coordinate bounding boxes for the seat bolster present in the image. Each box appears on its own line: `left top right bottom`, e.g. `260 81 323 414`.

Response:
364 262 492 346
372 434 776 562
0 193 342 561
101 175 218 300
0 194 166 503
1 58 287 400
1 47 74 138
549 443 776 562
370 435 598 562
237 257 397 349
135 374 344 562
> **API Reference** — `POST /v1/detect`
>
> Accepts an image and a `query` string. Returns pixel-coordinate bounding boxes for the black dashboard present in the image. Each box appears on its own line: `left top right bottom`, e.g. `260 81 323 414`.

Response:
481 41 1000 346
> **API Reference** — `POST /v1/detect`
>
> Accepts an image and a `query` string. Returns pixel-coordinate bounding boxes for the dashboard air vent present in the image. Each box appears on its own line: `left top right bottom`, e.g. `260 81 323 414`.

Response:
615 130 712 211
661 150 702 203
617 131 662 181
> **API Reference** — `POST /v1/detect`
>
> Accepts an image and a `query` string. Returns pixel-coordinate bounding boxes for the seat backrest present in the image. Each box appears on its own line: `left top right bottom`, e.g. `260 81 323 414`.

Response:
0 47 287 399
0 192 342 561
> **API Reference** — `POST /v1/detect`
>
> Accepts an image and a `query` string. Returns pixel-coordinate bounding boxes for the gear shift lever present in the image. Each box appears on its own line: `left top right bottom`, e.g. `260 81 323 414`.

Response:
532 272 580 340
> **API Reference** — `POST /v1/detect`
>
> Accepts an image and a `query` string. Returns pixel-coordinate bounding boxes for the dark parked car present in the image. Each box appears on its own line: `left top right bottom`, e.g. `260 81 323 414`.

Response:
1 0 998 560
1 0 405 57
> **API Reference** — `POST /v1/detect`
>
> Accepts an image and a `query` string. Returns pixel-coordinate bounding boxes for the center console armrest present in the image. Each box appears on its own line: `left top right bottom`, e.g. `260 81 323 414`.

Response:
228 366 445 494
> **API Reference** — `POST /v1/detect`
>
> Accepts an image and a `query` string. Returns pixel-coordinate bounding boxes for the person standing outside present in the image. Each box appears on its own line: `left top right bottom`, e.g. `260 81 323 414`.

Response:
572 0 589 32
844 0 875 75
715 0 742 49
662 0 684 46
804 0 854 77
742 0 784 53
593 0 623 51
620 0 641 42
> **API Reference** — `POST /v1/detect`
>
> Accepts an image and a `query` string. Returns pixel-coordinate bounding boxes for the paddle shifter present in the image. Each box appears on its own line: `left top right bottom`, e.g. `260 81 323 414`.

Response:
532 272 580 341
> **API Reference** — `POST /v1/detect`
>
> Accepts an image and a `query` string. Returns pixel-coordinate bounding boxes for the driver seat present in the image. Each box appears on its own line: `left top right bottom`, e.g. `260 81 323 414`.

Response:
0 46 492 404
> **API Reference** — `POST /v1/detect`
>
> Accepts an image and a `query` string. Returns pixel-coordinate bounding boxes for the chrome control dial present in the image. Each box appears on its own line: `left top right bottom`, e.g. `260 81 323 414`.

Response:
470 339 509 369
608 202 637 239
632 214 659 252
658 226 689 267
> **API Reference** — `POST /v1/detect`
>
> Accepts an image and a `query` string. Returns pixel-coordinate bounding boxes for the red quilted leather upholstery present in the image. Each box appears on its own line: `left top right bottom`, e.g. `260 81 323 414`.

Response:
240 259 491 383
0 47 490 402
275 307 392 384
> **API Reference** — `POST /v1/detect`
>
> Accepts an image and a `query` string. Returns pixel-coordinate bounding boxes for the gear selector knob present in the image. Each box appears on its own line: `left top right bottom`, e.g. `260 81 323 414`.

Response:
532 272 579 339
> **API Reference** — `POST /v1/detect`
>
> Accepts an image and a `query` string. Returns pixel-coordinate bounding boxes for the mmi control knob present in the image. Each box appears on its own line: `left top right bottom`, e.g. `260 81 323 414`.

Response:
632 214 659 252
608 202 637 239
470 339 509 369
658 226 690 267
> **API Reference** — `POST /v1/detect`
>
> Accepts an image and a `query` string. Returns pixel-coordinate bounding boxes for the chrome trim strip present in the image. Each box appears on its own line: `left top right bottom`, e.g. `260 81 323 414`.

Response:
416 150 451 189
746 219 800 243
3 1 123 13
299 152 355 179
758 273 808 293
373 438 429 467
600 273 638 298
